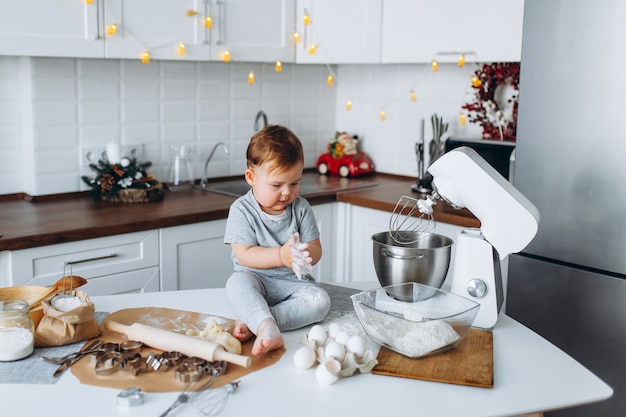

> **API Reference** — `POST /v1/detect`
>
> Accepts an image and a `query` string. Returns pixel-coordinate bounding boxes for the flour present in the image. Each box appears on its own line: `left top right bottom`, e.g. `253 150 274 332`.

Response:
51 295 82 312
0 328 34 361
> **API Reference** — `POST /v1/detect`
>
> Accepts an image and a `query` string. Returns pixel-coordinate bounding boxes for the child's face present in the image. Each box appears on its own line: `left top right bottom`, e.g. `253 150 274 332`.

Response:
245 161 304 215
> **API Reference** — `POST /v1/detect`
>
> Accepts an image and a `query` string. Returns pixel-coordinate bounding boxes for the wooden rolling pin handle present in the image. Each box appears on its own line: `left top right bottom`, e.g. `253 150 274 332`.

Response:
105 320 252 368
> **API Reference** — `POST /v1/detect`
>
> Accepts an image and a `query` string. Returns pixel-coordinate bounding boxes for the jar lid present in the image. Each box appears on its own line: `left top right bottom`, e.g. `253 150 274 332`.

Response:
0 300 29 319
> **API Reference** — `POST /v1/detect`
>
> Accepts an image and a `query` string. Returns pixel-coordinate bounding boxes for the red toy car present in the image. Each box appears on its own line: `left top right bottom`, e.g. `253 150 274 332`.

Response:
316 151 375 178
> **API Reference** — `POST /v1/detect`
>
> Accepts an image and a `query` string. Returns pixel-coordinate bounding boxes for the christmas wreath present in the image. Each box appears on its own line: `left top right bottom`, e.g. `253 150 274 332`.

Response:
462 62 520 142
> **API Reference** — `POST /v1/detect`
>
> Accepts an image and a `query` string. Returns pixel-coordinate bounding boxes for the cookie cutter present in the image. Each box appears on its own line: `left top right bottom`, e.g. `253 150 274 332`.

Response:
116 387 144 407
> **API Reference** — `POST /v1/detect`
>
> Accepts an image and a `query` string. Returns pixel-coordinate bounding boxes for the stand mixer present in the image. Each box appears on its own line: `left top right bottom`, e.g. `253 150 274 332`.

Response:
396 146 540 329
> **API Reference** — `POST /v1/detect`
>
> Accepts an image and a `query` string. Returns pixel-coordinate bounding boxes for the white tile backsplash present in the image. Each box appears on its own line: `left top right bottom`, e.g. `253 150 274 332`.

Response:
0 56 485 196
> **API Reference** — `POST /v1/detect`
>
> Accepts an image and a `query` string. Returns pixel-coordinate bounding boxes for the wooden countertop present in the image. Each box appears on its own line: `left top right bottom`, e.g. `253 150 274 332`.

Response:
0 173 478 251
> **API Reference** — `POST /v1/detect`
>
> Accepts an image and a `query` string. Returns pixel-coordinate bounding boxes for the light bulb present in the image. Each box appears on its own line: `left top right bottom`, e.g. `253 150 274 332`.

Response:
472 74 481 87
459 112 467 125
326 74 334 86
410 90 417 102
275 60 283 72
107 23 117 36
206 16 213 29
223 50 231 62
457 54 465 67
379 109 386 121
431 60 439 72
248 71 255 84
308 44 317 55
141 51 150 65
304 11 311 26
345 100 352 111
85 0 93 4
294 32 301 43
178 42 186 55
186 9 198 16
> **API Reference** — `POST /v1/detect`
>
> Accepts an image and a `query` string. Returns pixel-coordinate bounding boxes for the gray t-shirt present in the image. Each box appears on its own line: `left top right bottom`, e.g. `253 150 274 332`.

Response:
224 189 320 279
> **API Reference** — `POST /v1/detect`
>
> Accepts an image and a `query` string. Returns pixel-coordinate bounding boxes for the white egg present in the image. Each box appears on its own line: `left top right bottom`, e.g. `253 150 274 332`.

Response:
327 323 342 339
308 325 327 346
293 346 317 369
315 359 341 385
334 330 351 346
324 341 346 362
346 335 366 357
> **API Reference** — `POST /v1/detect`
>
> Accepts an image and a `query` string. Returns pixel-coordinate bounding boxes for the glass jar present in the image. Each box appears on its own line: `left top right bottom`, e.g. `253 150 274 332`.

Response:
166 145 195 192
0 300 35 361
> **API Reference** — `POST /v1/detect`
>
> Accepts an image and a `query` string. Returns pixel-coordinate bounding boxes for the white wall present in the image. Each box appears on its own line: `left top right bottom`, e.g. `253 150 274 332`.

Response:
0 56 483 196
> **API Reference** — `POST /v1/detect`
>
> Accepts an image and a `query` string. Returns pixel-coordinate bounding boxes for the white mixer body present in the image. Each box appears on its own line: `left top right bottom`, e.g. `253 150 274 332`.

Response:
427 147 540 329
450 229 503 329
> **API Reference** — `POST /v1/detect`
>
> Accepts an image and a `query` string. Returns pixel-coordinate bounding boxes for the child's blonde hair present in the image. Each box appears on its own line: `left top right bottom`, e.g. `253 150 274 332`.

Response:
246 125 304 174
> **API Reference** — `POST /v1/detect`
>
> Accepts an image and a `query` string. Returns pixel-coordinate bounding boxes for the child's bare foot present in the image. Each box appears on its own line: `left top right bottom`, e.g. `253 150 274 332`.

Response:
252 319 284 355
232 320 253 342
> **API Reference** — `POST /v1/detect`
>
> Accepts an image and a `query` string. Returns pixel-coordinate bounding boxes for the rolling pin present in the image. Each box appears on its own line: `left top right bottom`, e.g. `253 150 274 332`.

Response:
106 321 252 368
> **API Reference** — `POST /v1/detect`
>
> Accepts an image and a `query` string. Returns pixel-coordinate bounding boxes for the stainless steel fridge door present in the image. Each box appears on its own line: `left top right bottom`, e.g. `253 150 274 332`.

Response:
507 254 625 417
514 0 626 275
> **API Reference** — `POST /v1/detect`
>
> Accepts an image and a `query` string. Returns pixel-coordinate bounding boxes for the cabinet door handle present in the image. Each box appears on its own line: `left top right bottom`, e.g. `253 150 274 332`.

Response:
217 0 225 45
65 253 118 266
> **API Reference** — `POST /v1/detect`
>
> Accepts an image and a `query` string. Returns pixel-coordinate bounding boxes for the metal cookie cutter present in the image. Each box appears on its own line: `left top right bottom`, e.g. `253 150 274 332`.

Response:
120 340 143 357
95 351 124 376
175 357 208 383
159 351 185 372
116 387 144 407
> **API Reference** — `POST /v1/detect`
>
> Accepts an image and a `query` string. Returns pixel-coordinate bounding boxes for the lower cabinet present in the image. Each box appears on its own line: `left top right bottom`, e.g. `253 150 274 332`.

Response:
0 230 160 295
159 219 232 291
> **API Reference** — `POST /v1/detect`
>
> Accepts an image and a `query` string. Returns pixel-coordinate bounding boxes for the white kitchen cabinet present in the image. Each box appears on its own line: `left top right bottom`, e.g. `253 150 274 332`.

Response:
159 219 232 291
104 0 210 61
345 205 465 284
0 0 103 58
381 0 524 63
104 0 295 62
0 230 160 295
310 203 336 283
295 0 382 64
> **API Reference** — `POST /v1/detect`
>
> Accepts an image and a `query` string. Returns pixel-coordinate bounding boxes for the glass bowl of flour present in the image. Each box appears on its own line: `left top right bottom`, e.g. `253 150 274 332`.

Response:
351 283 479 358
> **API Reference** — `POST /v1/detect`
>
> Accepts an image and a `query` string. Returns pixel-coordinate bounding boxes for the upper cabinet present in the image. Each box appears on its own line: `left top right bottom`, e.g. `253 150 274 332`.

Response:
381 0 524 63
295 0 382 64
0 0 103 58
103 0 295 62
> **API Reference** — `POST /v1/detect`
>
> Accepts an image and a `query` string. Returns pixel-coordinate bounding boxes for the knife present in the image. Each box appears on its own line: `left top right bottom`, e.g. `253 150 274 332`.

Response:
53 339 103 378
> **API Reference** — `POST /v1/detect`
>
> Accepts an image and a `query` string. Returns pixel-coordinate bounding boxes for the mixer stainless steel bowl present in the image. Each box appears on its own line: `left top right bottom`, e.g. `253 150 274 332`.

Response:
372 231 453 300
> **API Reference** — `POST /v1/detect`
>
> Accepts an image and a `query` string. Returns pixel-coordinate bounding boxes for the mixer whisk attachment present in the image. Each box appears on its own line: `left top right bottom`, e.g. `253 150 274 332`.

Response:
389 194 439 244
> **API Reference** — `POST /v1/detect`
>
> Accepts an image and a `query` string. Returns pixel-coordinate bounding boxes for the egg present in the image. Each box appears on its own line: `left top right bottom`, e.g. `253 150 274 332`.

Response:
324 341 346 362
293 346 317 369
308 324 327 346
315 359 341 385
346 335 366 357
327 322 342 339
334 330 351 346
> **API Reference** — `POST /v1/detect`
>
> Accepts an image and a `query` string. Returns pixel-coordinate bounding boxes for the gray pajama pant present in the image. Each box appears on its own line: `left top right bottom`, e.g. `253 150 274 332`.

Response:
225 270 331 335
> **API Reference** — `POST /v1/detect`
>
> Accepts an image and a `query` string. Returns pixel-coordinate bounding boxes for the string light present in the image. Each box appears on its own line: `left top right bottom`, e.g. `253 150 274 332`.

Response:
222 50 231 62
107 23 117 36
457 54 465 67
326 74 334 86
345 99 353 111
85 0 93 4
431 60 439 72
141 51 150 64
379 109 386 121
275 60 283 72
308 44 317 55
459 112 467 125
178 41 186 55
472 74 481 87
303 10 311 25
293 32 301 43
205 16 213 28
248 71 255 84
186 10 198 16
410 90 417 102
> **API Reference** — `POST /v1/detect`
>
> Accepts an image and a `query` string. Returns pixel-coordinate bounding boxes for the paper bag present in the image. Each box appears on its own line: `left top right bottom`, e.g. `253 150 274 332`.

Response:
34 290 100 347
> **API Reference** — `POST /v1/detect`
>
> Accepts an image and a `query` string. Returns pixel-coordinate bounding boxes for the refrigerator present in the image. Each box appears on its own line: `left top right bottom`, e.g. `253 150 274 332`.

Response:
506 1 626 416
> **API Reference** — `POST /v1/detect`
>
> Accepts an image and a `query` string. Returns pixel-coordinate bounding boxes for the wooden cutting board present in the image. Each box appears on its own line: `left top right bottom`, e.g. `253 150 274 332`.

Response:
372 328 493 388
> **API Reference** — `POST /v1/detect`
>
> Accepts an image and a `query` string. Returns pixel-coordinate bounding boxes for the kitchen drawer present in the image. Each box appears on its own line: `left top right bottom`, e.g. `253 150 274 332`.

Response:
3 230 159 286
79 267 160 296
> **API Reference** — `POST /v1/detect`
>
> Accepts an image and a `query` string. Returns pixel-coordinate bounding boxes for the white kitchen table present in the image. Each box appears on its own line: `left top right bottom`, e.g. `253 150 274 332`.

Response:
1 284 612 417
